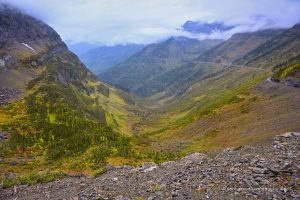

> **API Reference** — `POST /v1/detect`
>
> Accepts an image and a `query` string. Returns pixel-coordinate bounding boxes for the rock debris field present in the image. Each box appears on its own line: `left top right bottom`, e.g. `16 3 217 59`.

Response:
1 132 300 200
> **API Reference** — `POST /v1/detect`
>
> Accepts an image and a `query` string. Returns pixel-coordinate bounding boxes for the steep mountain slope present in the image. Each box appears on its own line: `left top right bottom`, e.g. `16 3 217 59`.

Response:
235 24 300 68
80 44 144 74
196 29 284 64
100 37 222 96
0 5 142 180
123 29 285 101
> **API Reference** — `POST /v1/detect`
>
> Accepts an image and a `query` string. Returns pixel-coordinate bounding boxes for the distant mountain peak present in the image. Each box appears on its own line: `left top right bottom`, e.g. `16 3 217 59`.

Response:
182 21 235 34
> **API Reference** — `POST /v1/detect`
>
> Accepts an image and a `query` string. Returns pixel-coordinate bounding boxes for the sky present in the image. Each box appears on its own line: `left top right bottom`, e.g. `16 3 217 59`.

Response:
2 0 300 45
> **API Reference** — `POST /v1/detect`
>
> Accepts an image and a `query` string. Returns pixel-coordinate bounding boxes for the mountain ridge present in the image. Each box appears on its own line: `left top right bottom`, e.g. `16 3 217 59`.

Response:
100 37 222 96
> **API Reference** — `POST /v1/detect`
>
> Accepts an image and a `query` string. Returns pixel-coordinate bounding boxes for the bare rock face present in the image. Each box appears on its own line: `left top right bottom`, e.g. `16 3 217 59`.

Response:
1 133 299 200
0 4 61 46
0 4 66 71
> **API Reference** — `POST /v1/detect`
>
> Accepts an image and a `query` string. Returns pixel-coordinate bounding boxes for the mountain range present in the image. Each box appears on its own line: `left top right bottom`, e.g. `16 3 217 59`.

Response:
1 4 300 196
100 37 222 96
99 22 300 154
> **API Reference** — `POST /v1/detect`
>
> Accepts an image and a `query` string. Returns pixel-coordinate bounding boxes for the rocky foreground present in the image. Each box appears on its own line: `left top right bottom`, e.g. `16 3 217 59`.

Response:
1 133 300 200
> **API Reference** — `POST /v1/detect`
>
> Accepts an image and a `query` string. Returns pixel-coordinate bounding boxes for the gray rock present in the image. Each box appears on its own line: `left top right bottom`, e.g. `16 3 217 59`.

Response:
8 160 18 166
5 172 17 179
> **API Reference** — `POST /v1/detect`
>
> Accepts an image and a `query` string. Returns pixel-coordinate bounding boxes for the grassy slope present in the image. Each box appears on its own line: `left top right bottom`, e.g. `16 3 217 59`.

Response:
136 65 268 133
153 80 300 153
132 26 300 154
86 80 142 136
134 64 300 154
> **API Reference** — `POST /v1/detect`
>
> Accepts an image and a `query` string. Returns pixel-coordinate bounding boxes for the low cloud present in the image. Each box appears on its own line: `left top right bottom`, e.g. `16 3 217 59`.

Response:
1 0 300 44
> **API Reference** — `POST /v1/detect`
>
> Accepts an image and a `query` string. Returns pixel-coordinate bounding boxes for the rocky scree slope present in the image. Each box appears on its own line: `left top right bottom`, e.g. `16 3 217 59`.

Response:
1 132 299 200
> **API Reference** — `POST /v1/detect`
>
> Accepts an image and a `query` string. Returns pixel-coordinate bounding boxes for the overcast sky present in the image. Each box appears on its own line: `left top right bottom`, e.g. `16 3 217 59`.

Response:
2 0 300 45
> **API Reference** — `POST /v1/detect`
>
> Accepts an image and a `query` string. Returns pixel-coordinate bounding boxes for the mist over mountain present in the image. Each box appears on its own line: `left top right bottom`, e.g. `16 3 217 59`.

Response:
66 42 101 57
3 0 299 44
182 21 235 34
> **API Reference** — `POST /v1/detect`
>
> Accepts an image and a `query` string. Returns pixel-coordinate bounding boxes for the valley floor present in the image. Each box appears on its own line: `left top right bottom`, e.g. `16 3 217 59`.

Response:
1 133 299 200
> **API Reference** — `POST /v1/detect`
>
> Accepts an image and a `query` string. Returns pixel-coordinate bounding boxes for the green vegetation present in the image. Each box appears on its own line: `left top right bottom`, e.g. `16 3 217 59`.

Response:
0 33 141 186
272 60 300 81
1 171 66 189
135 66 270 136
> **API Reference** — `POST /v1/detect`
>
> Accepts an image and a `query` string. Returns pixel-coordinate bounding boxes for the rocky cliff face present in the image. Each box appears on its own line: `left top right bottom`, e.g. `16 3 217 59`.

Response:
1 133 299 199
0 5 60 44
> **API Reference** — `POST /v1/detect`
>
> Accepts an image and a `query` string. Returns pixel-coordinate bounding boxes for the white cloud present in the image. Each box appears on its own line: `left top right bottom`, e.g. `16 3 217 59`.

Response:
2 0 300 44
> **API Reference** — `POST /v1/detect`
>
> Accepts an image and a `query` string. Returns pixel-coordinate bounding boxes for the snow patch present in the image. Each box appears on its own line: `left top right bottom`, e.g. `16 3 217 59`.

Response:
22 43 36 52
